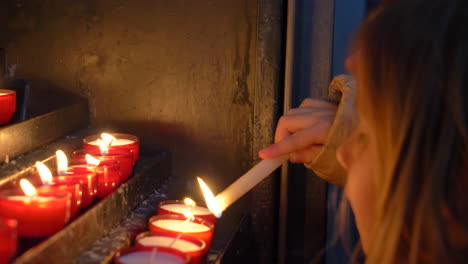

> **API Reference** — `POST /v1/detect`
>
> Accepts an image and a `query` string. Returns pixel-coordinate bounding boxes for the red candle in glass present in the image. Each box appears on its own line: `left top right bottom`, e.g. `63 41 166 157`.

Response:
149 215 215 250
136 231 206 264
37 183 82 217
0 217 17 264
158 200 217 224
55 166 97 208
0 89 16 125
73 149 133 182
115 246 189 264
71 163 120 198
0 190 71 238
83 133 140 162
94 163 120 198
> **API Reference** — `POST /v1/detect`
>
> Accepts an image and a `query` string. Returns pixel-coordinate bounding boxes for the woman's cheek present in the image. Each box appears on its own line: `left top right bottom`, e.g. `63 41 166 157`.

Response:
345 148 378 253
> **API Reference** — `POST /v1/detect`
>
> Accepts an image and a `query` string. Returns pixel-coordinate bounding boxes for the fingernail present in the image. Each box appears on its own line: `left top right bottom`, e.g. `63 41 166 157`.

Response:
259 148 270 158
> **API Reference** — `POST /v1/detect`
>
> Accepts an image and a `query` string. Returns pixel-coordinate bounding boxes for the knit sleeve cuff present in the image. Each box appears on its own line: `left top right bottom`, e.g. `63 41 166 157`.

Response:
304 75 358 187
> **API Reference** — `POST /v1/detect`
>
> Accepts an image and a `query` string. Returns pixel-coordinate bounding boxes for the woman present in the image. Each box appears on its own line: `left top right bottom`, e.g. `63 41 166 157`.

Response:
260 0 468 263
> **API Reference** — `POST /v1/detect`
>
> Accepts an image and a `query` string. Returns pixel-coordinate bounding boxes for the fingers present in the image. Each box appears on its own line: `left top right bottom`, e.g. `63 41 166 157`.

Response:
299 98 337 108
289 145 322 163
261 123 330 159
274 108 336 143
286 105 335 115
263 97 337 159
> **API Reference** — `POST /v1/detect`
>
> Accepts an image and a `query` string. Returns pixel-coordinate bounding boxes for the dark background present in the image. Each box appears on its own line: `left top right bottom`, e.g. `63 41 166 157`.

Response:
0 0 380 263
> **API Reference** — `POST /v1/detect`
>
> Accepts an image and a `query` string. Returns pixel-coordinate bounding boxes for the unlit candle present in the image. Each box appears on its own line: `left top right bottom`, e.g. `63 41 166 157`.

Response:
138 236 200 252
160 204 212 215
152 219 210 233
118 251 185 264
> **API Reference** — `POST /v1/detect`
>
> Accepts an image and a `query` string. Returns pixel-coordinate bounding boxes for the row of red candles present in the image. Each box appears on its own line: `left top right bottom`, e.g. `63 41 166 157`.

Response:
114 199 218 264
0 133 140 264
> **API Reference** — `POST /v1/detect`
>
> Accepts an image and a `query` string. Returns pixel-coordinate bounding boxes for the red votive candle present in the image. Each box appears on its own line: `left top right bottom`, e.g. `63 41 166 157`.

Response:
0 191 71 238
0 217 17 264
94 163 120 198
71 163 120 198
158 200 217 224
0 89 16 125
115 246 189 264
83 133 140 162
136 231 206 264
55 166 97 208
73 149 133 182
37 183 82 217
149 215 215 250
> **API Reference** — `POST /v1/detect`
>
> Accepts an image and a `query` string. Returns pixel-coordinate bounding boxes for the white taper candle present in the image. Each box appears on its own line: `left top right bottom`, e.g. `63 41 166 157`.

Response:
215 155 288 212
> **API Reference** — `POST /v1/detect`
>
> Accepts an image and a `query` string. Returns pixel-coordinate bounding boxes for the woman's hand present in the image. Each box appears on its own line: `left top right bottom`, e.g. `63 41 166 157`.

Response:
259 98 337 163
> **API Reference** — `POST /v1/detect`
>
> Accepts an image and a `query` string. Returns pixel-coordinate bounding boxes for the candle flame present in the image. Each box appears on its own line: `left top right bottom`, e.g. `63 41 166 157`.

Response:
97 139 109 154
101 133 116 146
56 150 68 175
86 154 101 167
20 179 37 197
182 209 195 221
35 161 53 185
183 197 196 207
197 177 222 218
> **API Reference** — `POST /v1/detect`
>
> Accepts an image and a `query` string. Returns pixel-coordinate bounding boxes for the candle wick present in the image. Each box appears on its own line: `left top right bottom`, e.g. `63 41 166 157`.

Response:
184 216 194 223
149 247 158 264
168 234 182 248
107 139 114 147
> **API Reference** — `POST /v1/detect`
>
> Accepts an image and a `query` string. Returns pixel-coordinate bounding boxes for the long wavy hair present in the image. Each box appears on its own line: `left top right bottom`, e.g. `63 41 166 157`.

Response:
352 0 468 263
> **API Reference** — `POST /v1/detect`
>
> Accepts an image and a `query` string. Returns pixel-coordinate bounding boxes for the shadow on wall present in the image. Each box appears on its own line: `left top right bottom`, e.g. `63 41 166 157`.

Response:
92 119 248 201
26 79 84 118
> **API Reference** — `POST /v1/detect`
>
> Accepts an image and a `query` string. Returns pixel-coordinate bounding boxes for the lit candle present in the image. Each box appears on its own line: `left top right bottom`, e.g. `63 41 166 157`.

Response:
73 148 133 182
115 246 188 264
86 154 120 197
35 161 83 217
83 133 140 162
73 155 121 198
60 166 98 208
136 231 206 264
37 184 82 218
0 217 17 264
36 157 96 209
0 179 71 237
0 89 16 125
149 214 214 250
158 198 217 224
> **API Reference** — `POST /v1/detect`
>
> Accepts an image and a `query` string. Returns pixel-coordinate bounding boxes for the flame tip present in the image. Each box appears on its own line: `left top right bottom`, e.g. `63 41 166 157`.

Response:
85 154 101 166
20 179 37 197
36 161 54 184
56 149 68 175
101 133 116 146
183 197 196 207
197 177 223 218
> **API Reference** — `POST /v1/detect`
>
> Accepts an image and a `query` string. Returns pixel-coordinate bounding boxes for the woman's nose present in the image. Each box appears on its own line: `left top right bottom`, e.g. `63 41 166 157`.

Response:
345 51 359 74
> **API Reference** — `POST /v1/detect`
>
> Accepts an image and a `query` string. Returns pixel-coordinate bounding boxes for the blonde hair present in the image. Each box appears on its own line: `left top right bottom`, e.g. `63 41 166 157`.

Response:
351 0 468 263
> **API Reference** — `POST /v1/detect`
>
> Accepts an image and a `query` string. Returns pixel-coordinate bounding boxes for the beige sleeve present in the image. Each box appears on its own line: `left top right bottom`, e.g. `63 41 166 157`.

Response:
304 74 358 187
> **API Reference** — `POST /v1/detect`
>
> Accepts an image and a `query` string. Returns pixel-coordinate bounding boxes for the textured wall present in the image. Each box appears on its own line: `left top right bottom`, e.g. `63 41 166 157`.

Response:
0 1 288 261
0 0 257 197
